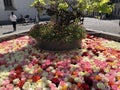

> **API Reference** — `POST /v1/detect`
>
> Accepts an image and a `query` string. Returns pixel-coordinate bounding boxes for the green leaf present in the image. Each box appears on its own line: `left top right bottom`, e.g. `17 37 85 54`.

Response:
58 2 68 10
39 0 46 5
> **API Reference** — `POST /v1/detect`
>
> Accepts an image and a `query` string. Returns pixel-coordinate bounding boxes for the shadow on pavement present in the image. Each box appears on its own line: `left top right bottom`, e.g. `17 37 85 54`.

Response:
3 31 14 34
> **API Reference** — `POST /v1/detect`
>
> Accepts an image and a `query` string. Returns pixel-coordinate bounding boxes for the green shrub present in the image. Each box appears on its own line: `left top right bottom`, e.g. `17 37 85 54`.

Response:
29 22 86 43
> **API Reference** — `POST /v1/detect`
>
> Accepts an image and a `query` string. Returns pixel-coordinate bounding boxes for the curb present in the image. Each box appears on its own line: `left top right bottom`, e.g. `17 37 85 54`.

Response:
86 28 120 42
0 27 120 42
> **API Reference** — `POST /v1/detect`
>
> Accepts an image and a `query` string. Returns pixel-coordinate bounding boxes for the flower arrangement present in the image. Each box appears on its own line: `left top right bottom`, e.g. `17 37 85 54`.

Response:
0 35 120 89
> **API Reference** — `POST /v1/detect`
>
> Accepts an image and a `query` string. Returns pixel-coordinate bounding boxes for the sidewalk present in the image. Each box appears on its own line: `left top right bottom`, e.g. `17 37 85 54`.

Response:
0 18 120 39
84 17 120 35
0 23 35 38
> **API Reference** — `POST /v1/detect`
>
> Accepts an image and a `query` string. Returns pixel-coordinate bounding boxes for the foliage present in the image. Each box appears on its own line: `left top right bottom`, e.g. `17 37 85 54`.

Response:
31 0 114 27
29 0 113 43
29 22 86 43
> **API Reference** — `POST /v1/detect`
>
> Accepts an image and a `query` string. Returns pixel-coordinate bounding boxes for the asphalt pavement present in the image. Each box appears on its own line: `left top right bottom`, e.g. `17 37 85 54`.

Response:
0 17 120 38
84 17 120 35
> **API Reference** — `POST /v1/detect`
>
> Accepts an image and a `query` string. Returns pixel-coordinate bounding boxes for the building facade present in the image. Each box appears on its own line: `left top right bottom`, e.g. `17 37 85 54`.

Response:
0 0 36 24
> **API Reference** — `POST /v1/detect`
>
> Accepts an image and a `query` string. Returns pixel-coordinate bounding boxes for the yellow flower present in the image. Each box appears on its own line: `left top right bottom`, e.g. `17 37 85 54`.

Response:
61 85 68 90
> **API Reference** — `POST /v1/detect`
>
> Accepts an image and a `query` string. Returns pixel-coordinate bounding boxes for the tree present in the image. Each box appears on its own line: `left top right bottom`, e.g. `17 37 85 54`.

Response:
31 0 114 28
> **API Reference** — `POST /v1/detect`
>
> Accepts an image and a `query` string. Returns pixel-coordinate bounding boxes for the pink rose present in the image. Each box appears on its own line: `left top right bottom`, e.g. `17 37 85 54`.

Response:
6 84 13 90
111 85 117 90
10 70 15 75
2 79 10 86
107 75 116 82
28 63 33 68
49 83 57 90
0 87 6 90
59 81 66 86
45 60 51 66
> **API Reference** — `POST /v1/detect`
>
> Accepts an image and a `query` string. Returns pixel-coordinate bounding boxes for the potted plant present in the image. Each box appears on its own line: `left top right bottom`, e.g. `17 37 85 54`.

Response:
29 0 113 51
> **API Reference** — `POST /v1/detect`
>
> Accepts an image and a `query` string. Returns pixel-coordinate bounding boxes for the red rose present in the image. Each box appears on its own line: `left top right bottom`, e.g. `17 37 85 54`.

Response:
92 49 99 56
82 52 89 57
32 60 39 64
10 74 17 80
15 65 23 71
32 75 41 82
100 68 105 74
51 78 60 86
15 69 22 75
87 47 92 51
14 65 23 75
81 83 90 90
17 80 25 88
16 74 21 79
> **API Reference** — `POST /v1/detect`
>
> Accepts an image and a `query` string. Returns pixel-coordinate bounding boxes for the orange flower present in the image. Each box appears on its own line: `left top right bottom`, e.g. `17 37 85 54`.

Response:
55 71 63 77
96 45 105 51
116 76 120 81
77 82 81 88
94 75 101 81
72 71 78 76
118 85 120 89
74 56 80 61
61 85 68 90
108 62 115 66
108 81 115 86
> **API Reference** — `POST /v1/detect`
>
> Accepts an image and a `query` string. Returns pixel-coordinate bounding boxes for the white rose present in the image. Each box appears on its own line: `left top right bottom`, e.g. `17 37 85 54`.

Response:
78 71 85 76
66 82 72 87
51 70 55 73
13 78 20 84
37 81 46 88
102 77 109 82
57 86 62 90
43 88 50 90
46 80 52 86
28 88 34 90
104 68 110 73
22 82 31 90
41 77 47 82
23 65 29 71
84 71 90 76
48 66 54 70
70 66 76 72
112 65 117 69
74 77 82 83
97 82 106 90
38 68 43 73
31 83 38 89
29 69 34 74
116 72 120 76
14 87 21 90
93 66 100 72
0 79 3 85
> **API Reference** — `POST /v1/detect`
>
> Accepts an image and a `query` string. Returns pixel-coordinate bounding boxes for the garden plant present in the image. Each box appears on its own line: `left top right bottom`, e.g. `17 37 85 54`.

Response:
29 0 114 51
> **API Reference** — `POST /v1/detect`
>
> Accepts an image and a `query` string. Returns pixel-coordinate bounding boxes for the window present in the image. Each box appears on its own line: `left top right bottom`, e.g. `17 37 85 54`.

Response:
3 0 15 10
